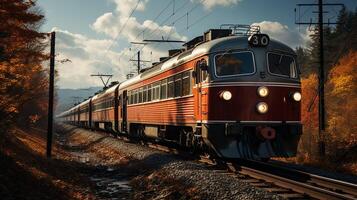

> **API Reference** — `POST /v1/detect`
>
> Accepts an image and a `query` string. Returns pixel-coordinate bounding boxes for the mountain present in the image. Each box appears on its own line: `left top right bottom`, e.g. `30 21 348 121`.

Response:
56 87 102 114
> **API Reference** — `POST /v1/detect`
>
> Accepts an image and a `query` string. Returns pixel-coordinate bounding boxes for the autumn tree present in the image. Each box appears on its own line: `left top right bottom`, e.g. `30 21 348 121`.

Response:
325 51 357 154
0 0 49 130
297 8 357 170
298 74 319 160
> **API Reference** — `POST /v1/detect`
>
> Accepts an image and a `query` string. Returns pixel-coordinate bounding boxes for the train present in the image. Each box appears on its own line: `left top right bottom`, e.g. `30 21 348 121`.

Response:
58 25 302 160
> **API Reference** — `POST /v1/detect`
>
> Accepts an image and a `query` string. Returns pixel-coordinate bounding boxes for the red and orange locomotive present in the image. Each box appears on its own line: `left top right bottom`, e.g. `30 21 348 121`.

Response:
59 26 302 160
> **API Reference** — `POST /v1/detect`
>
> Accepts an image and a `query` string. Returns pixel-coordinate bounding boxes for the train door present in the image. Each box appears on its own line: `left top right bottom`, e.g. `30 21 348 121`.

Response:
121 90 128 133
89 99 92 129
114 88 119 132
194 61 203 122
194 59 209 123
77 107 80 125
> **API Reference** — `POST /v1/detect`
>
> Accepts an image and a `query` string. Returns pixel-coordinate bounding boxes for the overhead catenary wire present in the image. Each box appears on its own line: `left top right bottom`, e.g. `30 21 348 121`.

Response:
117 0 183 64
127 0 191 58
129 0 207 61
104 0 142 54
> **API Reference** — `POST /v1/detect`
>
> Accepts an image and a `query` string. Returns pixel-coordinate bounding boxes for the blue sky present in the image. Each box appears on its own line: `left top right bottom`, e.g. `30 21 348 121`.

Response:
36 0 357 89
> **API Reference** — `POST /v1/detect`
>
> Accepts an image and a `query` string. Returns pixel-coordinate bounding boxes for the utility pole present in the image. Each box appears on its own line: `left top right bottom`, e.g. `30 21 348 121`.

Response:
90 74 113 89
295 1 344 157
317 0 325 156
47 31 55 158
129 51 151 74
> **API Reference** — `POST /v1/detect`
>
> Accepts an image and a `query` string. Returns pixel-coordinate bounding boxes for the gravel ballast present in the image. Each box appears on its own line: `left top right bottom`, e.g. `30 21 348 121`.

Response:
56 124 282 200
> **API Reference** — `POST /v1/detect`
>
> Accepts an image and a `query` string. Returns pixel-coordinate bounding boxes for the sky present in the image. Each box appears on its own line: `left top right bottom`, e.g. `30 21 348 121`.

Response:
36 0 357 89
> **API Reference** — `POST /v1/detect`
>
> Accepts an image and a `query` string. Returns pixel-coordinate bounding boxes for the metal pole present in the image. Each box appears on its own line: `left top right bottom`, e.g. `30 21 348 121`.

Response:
47 31 55 158
137 51 140 74
318 0 325 156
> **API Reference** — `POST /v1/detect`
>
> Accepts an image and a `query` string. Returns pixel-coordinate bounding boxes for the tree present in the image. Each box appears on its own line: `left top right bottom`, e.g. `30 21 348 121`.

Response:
299 74 319 159
325 51 357 150
0 0 49 129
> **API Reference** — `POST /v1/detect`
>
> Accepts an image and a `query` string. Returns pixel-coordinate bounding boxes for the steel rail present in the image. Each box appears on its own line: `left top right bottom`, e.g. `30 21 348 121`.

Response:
59 125 357 199
231 160 357 200
235 165 355 200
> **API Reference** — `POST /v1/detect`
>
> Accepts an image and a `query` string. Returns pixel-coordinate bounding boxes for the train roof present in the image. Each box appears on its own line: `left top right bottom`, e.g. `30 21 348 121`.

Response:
119 35 295 90
91 83 119 101
78 98 91 107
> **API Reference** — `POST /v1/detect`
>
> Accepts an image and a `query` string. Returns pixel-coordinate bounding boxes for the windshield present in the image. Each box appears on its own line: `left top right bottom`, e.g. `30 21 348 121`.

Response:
215 51 255 77
267 53 297 78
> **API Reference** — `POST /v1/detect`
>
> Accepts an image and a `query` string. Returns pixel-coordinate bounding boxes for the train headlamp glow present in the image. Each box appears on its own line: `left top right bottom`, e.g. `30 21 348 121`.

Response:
256 102 268 114
220 91 232 101
257 86 269 97
292 92 302 102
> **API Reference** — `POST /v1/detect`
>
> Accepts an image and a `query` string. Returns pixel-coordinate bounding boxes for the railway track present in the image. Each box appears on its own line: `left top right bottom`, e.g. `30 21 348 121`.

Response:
142 142 357 200
59 126 357 200
227 159 357 200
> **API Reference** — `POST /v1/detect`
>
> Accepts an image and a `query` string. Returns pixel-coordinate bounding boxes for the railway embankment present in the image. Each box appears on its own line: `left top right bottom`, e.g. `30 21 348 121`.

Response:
2 124 357 199
1 124 281 199
56 124 282 200
0 127 95 200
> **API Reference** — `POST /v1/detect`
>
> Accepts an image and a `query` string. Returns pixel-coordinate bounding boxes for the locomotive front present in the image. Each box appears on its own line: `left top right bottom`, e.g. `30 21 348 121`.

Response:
200 33 302 159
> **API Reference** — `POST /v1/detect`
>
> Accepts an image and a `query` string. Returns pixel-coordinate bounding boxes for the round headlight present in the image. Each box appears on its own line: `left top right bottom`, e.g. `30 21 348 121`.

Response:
257 86 269 97
256 102 268 114
220 91 232 101
292 92 301 102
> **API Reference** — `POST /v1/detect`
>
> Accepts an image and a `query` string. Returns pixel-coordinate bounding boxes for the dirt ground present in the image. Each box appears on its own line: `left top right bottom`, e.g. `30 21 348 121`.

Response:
0 127 95 199
0 125 202 200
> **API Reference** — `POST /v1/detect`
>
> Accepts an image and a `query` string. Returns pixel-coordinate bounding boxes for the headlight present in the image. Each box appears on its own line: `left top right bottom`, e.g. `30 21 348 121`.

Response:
220 91 232 101
257 86 269 97
256 102 268 114
292 92 301 102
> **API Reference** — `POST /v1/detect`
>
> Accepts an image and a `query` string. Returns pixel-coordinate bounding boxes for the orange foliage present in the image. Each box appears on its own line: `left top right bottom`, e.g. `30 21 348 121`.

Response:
299 74 319 158
298 51 357 173
0 0 49 128
326 51 357 147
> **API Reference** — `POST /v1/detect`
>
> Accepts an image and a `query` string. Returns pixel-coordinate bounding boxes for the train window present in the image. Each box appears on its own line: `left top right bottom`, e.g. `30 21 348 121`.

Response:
127 91 131 105
147 85 152 101
143 86 147 102
267 53 297 78
151 82 158 100
130 91 133 105
215 51 255 77
160 79 167 99
155 81 160 100
182 71 191 96
131 91 134 104
174 73 182 97
151 84 155 100
139 87 143 103
167 77 174 98
134 89 138 104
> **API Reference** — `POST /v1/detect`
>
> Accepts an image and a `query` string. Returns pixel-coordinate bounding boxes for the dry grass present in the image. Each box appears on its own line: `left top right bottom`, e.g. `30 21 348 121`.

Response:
0 127 96 200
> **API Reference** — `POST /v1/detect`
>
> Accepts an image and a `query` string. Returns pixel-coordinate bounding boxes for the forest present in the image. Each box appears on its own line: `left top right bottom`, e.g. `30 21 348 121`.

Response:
296 7 357 172
0 0 356 173
0 0 49 131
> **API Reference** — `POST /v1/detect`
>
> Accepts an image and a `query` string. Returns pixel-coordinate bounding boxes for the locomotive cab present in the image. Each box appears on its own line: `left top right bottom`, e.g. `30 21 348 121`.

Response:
197 32 302 159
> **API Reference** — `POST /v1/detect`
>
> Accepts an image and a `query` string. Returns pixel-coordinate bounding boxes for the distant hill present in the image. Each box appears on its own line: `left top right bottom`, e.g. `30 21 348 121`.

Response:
56 87 102 114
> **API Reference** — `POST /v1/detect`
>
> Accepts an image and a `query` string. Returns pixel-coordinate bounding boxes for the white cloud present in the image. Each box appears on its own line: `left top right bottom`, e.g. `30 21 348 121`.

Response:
112 0 147 17
252 21 311 48
55 0 190 89
52 28 130 89
90 0 187 78
195 0 242 10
